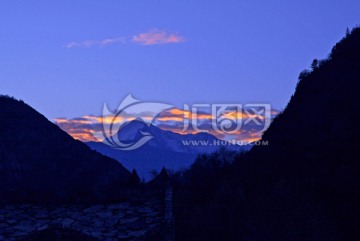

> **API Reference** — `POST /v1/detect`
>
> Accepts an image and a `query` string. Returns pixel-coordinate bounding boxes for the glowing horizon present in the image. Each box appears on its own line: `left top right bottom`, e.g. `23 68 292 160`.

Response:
54 107 279 143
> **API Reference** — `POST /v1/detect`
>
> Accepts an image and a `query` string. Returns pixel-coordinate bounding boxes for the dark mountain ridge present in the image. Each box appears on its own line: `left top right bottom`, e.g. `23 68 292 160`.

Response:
106 119 225 154
0 96 131 204
174 27 360 241
235 26 360 241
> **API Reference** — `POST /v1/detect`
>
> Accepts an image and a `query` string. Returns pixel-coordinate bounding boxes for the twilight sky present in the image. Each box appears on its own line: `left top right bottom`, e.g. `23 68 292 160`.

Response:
1 0 360 122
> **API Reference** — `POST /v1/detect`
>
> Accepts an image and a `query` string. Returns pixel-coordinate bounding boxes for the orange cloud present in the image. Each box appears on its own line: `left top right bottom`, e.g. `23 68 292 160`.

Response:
93 116 124 124
244 137 261 143
193 113 214 120
169 108 191 116
156 116 184 122
158 108 213 121
54 107 279 143
220 111 271 120
132 29 185 45
54 117 93 124
54 118 68 123
70 133 98 142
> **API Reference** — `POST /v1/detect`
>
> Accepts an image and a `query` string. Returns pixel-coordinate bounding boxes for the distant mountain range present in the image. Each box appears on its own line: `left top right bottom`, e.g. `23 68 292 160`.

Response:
0 96 131 204
86 120 251 180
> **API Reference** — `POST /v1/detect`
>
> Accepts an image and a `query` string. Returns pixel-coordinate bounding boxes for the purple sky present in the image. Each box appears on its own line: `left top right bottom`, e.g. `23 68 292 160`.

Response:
1 0 360 120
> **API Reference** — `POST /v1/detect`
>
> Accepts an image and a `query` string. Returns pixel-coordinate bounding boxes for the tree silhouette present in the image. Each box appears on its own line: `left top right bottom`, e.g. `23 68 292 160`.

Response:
129 169 141 186
311 58 319 70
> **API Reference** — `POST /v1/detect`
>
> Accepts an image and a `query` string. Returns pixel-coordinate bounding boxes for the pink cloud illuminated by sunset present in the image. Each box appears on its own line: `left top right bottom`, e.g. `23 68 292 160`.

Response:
66 37 126 48
132 29 185 46
66 29 185 48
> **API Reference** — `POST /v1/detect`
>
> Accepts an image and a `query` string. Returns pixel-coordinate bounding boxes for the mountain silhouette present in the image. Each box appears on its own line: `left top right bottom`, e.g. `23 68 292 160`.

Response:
0 96 131 204
86 119 250 180
105 119 225 153
174 27 360 241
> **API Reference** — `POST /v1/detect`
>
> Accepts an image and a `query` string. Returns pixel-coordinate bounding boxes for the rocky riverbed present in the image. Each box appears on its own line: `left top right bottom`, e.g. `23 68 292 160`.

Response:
0 199 164 241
